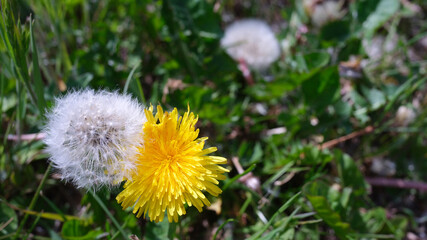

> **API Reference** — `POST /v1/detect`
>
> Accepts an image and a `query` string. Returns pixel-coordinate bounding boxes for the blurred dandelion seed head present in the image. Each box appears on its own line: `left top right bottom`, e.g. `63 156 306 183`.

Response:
304 0 346 27
395 105 416 126
221 19 280 71
44 89 146 189
116 105 229 223
370 157 396 177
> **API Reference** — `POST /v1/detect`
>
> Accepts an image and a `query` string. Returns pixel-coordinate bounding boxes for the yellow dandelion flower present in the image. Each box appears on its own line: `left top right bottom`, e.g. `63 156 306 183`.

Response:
116 105 229 223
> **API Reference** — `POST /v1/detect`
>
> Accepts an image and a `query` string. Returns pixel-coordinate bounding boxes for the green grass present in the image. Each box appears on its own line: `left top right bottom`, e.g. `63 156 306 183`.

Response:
1 0 427 239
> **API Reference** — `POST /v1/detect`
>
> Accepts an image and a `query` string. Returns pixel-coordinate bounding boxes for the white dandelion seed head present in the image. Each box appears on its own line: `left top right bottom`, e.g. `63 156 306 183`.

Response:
43 89 146 190
221 19 281 71
304 0 346 27
395 105 416 126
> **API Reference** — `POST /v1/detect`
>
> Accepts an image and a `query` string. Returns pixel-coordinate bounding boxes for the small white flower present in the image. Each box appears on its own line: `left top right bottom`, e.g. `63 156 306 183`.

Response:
304 0 346 27
395 105 416 126
44 89 146 189
221 19 281 71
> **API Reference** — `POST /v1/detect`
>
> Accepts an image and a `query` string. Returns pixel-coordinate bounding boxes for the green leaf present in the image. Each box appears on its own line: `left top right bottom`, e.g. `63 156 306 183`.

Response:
334 100 352 118
303 182 353 239
321 20 351 43
253 51 331 100
361 87 386 110
49 229 63 240
61 220 103 240
334 151 369 195
245 78 302 101
145 219 170 240
338 38 362 61
385 216 407 239
279 228 295 240
363 0 400 39
187 0 221 38
302 66 340 110
361 208 386 233
0 202 18 235
248 142 263 164
303 52 331 71
356 0 381 24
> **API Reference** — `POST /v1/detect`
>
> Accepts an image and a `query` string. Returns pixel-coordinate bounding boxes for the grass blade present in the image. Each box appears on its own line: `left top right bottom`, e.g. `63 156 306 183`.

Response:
0 74 4 130
29 15 47 115
0 0 37 106
89 190 128 239
23 211 42 240
124 61 145 104
0 0 16 64
124 61 141 93
14 164 52 240
212 218 234 240
134 77 146 104
262 207 300 240
223 164 256 191
262 162 294 189
247 192 301 240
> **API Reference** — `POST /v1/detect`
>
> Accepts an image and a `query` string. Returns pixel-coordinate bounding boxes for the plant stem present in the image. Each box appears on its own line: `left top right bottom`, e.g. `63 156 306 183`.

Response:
89 190 128 239
14 163 52 240
366 177 427 192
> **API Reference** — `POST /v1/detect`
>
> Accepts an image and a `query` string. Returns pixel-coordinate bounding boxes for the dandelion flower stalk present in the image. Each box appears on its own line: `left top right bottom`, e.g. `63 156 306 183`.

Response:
117 105 229 223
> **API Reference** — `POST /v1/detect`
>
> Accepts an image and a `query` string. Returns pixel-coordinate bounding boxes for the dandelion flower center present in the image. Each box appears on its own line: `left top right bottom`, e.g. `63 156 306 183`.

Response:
116 105 229 223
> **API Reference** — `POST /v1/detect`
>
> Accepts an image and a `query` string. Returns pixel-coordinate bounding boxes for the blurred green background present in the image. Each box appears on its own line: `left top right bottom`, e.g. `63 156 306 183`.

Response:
1 0 427 239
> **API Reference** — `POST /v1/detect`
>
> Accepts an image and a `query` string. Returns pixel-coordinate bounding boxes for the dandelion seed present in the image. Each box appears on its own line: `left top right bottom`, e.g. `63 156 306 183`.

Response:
44 89 146 189
116 105 229 223
221 19 281 71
